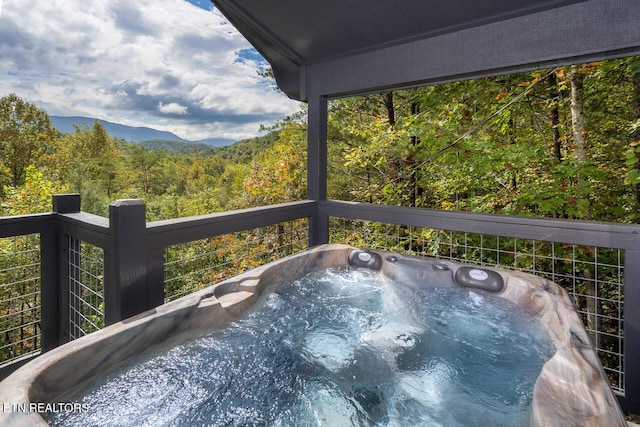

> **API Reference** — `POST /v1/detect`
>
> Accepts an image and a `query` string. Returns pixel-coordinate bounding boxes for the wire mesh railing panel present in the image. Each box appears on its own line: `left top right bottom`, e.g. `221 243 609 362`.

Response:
164 219 308 302
328 217 625 393
68 238 105 340
0 234 41 366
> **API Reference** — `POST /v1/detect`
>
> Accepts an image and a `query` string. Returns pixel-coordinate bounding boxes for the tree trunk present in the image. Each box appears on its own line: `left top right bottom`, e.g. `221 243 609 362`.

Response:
507 115 518 191
408 102 421 208
570 65 597 343
384 92 395 127
366 166 374 204
570 65 591 220
570 65 587 162
548 72 563 162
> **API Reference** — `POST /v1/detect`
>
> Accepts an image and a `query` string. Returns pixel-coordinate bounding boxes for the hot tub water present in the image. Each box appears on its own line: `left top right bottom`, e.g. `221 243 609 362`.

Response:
48 267 555 427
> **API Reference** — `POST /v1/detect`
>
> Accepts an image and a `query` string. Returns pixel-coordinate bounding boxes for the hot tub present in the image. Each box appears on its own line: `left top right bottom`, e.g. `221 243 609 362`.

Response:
0 244 626 426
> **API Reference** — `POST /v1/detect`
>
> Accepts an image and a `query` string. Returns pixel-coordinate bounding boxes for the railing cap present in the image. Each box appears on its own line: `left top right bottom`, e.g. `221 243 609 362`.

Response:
110 199 145 208
52 194 81 214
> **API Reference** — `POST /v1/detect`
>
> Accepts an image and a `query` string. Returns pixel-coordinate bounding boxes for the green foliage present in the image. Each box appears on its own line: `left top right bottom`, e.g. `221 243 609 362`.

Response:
625 143 640 184
0 94 57 188
209 131 279 163
327 58 640 223
240 123 307 206
137 139 212 153
1 166 68 216
1 58 640 223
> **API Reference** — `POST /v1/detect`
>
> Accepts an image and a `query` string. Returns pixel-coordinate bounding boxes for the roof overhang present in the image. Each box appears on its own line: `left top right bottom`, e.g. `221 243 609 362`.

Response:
213 0 640 101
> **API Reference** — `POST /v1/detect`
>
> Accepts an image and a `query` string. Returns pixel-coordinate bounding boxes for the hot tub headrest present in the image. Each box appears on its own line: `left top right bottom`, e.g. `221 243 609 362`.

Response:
348 249 382 270
454 267 504 293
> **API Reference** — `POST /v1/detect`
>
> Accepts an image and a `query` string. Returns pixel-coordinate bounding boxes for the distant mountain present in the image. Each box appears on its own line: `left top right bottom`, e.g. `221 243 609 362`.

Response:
50 116 234 146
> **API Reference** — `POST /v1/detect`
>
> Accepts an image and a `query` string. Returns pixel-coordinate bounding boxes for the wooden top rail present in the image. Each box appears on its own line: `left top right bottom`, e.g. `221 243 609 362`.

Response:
146 200 317 248
321 200 640 251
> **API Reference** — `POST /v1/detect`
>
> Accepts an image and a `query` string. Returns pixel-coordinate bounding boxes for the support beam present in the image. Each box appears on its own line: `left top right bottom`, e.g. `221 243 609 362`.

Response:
307 95 328 201
307 95 329 246
104 199 154 324
304 0 640 99
623 249 640 410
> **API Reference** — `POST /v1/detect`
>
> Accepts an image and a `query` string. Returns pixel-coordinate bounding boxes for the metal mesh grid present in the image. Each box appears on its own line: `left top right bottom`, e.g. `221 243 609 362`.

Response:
164 219 308 302
68 237 105 340
329 217 625 394
0 234 41 366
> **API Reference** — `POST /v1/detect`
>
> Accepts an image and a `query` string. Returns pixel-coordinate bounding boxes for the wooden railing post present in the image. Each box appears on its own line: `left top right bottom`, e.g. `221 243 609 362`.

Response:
623 249 640 411
48 194 81 347
104 199 160 325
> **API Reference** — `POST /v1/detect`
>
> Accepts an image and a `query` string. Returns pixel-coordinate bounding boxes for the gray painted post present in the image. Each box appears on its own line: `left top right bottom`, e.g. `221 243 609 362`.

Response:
39 227 58 351
307 94 329 246
52 193 81 214
146 247 166 308
50 194 81 346
623 249 640 411
104 199 153 324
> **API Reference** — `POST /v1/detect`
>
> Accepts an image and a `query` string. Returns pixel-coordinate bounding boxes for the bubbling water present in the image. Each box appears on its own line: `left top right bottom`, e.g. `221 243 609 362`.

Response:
48 267 555 427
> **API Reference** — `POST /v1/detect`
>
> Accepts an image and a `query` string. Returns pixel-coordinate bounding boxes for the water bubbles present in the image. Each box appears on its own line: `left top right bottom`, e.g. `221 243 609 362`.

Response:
263 292 285 310
49 267 554 427
468 290 484 307
299 382 358 425
360 321 422 352
395 332 416 348
303 330 355 371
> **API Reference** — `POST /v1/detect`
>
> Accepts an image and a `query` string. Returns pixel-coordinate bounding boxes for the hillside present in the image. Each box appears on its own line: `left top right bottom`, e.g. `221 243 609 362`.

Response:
137 139 213 153
209 131 280 162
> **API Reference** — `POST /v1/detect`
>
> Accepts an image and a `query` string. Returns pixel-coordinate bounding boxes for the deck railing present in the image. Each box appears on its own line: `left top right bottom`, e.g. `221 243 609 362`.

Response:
1 195 639 413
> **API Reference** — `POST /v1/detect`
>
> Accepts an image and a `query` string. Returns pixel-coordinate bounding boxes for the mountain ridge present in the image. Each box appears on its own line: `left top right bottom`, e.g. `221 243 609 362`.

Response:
50 116 235 146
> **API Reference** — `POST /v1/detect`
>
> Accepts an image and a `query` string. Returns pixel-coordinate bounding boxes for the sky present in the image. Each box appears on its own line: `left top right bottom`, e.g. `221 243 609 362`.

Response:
0 0 301 142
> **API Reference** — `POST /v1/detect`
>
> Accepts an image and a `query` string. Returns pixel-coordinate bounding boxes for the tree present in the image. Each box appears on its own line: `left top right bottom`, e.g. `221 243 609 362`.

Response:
628 57 640 207
55 121 125 214
86 122 122 197
127 145 165 195
324 59 640 222
241 123 307 206
0 94 57 187
1 166 68 216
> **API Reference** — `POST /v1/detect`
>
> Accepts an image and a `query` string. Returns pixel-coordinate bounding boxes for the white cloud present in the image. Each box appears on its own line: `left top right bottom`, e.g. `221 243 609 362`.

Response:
157 102 188 115
0 0 301 141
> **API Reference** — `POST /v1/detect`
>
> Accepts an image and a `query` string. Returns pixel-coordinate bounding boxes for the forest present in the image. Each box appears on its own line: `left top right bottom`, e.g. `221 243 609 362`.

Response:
1 57 639 224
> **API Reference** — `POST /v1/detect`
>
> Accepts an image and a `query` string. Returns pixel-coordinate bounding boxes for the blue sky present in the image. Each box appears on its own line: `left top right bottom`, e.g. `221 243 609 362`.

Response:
0 0 300 141
185 0 212 11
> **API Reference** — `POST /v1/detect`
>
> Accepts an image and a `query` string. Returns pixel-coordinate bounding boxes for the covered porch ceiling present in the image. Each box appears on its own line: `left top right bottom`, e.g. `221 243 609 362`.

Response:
213 0 640 101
